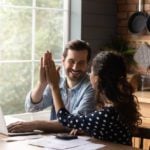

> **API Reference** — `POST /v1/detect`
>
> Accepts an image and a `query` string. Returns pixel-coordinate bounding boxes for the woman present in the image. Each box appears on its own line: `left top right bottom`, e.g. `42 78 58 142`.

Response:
45 51 141 145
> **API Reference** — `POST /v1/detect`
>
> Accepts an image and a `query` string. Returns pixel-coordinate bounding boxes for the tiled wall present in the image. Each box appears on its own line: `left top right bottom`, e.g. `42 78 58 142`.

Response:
117 0 150 48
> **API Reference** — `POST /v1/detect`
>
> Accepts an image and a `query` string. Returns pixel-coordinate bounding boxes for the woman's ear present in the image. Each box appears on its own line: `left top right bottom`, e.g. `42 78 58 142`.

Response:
94 75 99 84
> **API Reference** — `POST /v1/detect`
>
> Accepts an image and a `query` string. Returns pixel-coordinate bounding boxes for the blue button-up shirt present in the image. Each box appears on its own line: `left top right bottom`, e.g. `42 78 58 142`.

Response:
25 74 96 120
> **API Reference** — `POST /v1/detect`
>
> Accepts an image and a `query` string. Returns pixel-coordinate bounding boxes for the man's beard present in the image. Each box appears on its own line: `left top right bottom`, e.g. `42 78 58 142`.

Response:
66 69 85 83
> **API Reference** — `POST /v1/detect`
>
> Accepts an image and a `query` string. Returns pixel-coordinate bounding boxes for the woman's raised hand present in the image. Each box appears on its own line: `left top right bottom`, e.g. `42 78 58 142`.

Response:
44 51 59 88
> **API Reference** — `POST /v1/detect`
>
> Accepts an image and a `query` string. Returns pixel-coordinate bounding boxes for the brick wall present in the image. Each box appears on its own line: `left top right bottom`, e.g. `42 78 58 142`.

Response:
117 0 150 48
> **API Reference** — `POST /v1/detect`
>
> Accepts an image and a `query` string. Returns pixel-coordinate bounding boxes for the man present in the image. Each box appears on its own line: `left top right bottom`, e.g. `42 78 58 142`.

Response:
8 40 95 133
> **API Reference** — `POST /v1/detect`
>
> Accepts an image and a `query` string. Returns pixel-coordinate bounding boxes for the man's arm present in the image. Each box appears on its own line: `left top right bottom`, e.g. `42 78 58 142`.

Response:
7 120 69 133
25 53 62 113
25 85 53 112
31 56 47 103
31 82 47 104
31 56 61 104
25 56 49 112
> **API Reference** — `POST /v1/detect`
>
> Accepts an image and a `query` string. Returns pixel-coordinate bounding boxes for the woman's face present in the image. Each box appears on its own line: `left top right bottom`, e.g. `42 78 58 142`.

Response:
90 67 99 89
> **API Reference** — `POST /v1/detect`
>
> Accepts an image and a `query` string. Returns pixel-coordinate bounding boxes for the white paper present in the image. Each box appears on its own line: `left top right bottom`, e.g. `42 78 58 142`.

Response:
69 143 105 150
29 135 105 150
2 135 43 142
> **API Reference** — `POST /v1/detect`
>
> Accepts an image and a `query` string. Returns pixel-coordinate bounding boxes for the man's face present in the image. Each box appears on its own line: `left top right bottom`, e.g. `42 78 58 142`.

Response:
62 49 88 83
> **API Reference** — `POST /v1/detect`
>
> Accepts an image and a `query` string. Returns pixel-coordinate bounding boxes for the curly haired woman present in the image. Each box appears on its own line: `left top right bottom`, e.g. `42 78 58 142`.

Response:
45 50 141 145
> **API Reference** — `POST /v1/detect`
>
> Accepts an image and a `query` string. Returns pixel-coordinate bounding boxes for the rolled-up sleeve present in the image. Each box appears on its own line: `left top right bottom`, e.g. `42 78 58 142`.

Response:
25 86 53 112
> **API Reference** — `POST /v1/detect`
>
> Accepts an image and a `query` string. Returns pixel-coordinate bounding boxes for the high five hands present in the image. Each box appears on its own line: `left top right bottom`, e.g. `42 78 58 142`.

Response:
43 51 65 112
42 51 60 88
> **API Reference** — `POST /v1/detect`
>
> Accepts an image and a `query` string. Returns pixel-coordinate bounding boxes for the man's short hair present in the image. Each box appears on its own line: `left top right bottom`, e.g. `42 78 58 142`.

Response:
63 40 91 62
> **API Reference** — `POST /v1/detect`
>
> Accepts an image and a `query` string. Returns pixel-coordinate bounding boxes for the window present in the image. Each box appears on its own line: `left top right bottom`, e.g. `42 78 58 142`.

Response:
0 0 70 115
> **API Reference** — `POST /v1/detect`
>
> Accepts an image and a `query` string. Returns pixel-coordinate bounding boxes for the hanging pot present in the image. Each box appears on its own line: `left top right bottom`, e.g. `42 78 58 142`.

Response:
128 0 147 34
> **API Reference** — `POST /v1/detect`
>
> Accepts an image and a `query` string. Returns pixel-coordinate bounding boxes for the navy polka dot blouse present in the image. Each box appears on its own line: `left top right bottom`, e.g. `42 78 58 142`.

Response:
57 106 132 145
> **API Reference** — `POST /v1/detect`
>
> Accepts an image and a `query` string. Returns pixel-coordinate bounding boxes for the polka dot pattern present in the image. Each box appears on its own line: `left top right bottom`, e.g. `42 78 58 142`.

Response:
57 107 132 145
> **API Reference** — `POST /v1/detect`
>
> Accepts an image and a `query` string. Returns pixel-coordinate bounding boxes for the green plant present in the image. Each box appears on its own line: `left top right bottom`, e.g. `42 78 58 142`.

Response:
104 37 137 73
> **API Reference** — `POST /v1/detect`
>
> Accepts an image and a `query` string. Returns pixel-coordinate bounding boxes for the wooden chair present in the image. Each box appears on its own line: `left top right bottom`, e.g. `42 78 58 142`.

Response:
132 126 150 150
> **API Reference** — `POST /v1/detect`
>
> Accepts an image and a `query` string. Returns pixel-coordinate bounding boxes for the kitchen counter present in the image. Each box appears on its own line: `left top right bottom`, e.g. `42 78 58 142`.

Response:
135 91 150 103
134 91 150 118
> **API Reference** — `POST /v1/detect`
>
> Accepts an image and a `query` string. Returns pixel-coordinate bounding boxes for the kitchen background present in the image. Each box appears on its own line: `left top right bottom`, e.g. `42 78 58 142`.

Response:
81 0 150 54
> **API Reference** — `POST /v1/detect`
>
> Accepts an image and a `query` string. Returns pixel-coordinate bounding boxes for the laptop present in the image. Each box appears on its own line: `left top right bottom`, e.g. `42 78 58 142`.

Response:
0 106 43 136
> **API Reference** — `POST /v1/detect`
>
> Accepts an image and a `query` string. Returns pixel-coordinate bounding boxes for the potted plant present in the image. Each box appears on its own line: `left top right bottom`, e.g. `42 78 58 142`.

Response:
104 36 137 74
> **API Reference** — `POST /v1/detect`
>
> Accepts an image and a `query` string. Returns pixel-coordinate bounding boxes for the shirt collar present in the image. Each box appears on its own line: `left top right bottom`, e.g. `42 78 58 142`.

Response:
59 74 88 91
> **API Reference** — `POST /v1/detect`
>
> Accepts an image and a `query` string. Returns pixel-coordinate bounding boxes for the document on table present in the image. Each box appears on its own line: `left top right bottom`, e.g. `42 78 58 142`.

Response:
29 135 105 149
2 135 43 142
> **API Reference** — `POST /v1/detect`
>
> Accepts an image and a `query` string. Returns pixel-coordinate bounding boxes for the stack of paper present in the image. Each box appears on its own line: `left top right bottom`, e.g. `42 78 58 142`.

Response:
29 135 105 150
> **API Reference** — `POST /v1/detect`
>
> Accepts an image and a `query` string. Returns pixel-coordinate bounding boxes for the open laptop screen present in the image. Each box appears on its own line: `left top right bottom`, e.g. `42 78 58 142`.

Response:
0 106 42 136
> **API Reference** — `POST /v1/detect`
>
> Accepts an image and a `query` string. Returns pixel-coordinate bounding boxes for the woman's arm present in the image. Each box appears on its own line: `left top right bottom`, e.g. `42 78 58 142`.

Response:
50 85 65 112
44 51 65 112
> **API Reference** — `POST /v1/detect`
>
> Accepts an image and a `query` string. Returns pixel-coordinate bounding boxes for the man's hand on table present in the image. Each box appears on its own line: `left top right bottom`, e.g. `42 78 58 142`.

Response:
7 120 70 133
7 121 37 133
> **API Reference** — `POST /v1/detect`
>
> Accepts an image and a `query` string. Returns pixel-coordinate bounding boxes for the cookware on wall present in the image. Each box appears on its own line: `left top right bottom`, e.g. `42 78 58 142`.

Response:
134 43 150 72
128 0 147 34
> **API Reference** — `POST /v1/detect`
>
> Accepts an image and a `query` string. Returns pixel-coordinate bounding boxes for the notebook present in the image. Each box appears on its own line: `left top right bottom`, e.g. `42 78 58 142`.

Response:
0 106 43 136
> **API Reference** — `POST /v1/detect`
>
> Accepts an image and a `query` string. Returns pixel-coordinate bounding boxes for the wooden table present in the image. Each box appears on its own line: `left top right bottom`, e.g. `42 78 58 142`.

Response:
0 134 139 150
2 94 149 150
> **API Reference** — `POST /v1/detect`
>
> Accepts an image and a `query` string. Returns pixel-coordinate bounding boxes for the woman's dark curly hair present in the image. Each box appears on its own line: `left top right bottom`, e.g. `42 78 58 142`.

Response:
92 51 141 129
